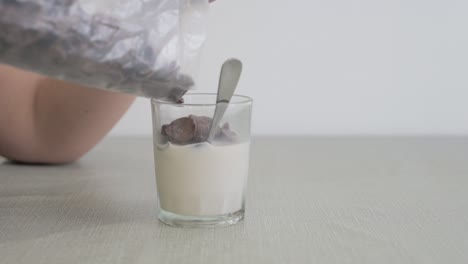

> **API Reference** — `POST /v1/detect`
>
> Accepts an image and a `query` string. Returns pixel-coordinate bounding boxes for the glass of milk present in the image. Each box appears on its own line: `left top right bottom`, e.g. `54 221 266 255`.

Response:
151 93 252 227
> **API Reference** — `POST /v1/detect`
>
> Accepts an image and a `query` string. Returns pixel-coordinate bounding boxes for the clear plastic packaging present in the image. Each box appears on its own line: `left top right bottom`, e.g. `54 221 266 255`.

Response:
0 0 208 101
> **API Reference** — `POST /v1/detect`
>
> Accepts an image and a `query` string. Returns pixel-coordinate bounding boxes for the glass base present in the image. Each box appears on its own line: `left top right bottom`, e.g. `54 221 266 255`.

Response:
158 208 244 228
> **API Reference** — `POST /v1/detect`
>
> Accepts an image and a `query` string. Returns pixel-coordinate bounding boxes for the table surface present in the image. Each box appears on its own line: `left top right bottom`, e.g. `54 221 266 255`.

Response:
1 137 467 264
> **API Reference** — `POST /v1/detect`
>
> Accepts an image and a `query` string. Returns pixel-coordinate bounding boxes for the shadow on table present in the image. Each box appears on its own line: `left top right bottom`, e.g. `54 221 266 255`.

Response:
0 160 157 244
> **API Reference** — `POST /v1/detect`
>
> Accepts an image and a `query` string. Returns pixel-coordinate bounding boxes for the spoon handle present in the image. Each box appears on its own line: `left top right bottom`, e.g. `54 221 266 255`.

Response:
208 58 243 141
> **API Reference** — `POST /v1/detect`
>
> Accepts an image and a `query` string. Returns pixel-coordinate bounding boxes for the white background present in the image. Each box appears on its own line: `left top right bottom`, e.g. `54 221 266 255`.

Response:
111 0 468 136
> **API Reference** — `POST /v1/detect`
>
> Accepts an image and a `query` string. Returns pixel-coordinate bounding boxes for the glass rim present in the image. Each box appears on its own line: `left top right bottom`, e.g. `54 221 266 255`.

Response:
151 93 252 106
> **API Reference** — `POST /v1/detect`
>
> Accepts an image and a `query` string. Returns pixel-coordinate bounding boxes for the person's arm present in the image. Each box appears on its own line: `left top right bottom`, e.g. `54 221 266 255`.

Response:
0 65 135 164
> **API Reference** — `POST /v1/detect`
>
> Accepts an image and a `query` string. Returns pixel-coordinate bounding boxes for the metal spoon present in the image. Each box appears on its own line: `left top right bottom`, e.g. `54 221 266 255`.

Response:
207 58 243 142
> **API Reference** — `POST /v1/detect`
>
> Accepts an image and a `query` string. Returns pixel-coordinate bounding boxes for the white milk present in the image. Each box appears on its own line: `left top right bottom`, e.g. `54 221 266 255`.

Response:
154 142 250 216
